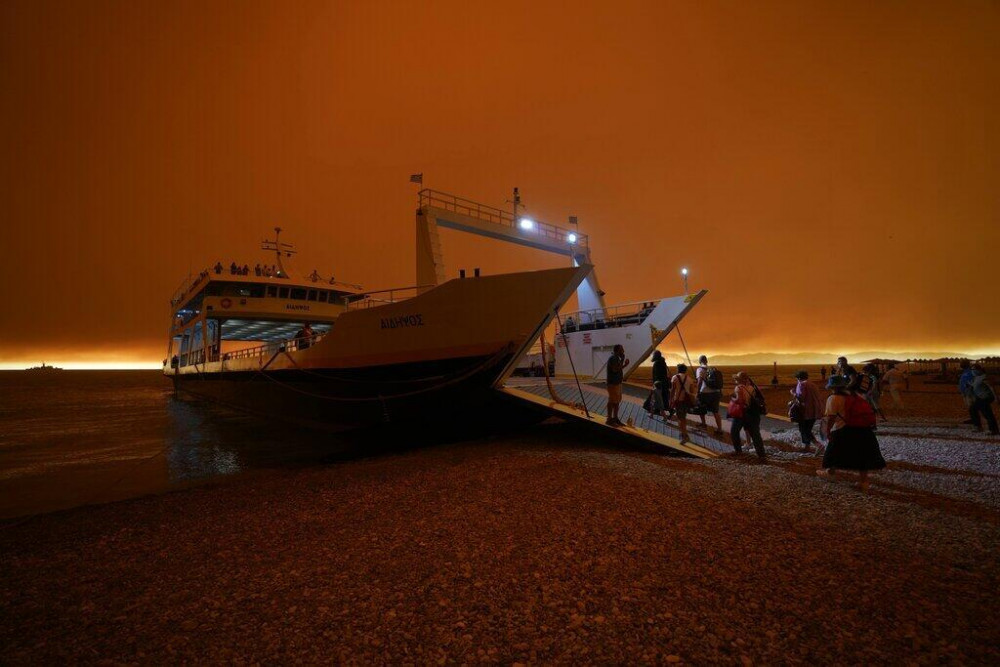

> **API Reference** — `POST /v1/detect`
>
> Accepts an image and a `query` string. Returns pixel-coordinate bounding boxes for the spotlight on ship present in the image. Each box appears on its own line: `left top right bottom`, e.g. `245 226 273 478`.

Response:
567 232 578 244
519 218 535 230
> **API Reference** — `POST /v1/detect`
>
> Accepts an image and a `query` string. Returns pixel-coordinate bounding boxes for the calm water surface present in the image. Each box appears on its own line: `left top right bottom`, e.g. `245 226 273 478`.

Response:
0 371 348 519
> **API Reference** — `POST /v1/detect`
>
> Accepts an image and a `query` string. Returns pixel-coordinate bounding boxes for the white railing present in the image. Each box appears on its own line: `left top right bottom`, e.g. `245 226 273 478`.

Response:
559 301 660 333
220 333 328 363
419 188 589 249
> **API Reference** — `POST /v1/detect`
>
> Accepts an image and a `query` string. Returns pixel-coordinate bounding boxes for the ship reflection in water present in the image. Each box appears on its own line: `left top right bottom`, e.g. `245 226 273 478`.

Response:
0 371 369 520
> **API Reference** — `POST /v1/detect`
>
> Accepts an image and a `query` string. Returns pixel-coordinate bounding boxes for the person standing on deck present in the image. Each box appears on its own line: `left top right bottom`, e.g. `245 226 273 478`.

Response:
605 344 628 427
695 355 723 435
651 350 673 418
670 363 697 445
792 370 825 450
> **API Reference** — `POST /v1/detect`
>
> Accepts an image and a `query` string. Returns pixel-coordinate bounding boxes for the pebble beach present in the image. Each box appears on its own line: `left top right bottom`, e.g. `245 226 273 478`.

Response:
3 411 998 664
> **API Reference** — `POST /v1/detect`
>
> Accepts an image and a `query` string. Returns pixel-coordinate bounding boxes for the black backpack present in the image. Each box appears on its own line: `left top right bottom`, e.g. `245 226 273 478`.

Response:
748 380 768 415
705 367 723 391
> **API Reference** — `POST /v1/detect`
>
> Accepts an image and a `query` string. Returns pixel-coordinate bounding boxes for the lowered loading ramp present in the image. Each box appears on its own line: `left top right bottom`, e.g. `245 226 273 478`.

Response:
500 380 722 460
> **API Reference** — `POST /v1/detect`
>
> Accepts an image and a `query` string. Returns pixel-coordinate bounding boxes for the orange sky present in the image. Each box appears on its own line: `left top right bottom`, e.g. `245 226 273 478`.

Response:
2 0 998 366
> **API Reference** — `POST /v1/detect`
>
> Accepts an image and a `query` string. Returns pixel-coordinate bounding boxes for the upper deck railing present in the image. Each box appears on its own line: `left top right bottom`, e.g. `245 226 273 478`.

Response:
345 284 434 310
559 301 660 333
418 189 589 250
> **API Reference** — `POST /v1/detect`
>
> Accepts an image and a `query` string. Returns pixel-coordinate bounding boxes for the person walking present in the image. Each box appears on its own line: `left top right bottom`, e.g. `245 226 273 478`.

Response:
969 364 999 435
646 380 667 419
881 363 905 408
791 370 825 449
817 375 886 492
650 350 673 419
860 363 886 421
605 344 628 427
835 356 858 380
729 372 766 459
670 363 697 444
959 359 976 424
695 355 723 435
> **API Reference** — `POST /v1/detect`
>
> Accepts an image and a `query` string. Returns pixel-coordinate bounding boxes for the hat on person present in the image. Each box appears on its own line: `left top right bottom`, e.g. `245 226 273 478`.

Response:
794 370 809 380
826 375 850 390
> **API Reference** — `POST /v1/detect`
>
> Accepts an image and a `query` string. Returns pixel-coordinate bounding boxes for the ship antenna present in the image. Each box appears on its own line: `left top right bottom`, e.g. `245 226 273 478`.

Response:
261 226 297 278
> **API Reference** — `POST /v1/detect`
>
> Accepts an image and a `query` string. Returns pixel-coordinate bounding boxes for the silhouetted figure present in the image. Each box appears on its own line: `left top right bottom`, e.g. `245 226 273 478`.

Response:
792 370 825 449
606 344 628 427
670 363 697 444
730 372 766 459
230 262 238 275
214 262 223 274
295 323 315 350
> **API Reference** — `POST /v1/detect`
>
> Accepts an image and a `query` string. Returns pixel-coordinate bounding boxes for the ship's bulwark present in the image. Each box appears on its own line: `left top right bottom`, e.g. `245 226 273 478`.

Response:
170 266 591 432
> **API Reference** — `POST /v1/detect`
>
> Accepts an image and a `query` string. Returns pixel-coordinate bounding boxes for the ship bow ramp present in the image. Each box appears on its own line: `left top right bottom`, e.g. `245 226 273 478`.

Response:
302 265 591 380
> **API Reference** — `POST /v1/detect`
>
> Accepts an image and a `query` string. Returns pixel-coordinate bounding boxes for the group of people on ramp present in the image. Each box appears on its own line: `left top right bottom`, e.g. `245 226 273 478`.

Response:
604 348 896 492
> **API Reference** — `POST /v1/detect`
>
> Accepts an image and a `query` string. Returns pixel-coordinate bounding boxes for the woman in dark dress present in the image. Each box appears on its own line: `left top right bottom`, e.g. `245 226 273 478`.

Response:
817 375 886 491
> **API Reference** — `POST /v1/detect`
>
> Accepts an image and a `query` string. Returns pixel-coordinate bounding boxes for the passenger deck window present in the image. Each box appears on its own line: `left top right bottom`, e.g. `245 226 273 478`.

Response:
279 287 289 299
291 288 306 300
267 286 278 298
318 291 327 303
307 290 317 301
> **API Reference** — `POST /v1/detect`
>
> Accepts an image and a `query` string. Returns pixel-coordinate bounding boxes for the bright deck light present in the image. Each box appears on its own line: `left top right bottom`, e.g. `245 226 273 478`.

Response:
567 232 577 243
519 218 534 230
681 267 688 276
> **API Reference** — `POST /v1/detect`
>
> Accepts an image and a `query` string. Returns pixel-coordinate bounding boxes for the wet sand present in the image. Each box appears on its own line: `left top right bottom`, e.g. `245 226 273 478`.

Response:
2 420 998 664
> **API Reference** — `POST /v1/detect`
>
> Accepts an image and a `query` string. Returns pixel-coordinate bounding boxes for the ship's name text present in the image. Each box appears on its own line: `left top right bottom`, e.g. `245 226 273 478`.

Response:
285 304 310 311
381 314 424 329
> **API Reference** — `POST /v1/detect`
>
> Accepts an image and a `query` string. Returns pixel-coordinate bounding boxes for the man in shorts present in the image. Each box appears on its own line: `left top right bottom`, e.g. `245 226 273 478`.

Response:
606 344 628 427
695 354 723 435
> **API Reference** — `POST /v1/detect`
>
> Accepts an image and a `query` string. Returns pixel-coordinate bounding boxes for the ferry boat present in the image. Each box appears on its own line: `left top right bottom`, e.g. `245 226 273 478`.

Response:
164 228 590 431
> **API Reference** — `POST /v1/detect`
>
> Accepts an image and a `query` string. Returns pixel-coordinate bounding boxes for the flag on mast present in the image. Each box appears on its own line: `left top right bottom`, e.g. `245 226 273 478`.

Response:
409 173 423 185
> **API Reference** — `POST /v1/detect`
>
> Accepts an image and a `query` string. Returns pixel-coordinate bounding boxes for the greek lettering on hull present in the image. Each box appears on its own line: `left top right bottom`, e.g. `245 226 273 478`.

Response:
381 314 424 329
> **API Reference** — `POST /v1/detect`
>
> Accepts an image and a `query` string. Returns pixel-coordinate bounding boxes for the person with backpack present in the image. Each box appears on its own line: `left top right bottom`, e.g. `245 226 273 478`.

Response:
650 350 673 418
695 355 723 435
861 363 886 421
817 375 886 491
605 344 629 427
670 363 698 444
645 380 668 420
791 370 825 450
728 372 766 459
835 356 858 381
969 363 998 435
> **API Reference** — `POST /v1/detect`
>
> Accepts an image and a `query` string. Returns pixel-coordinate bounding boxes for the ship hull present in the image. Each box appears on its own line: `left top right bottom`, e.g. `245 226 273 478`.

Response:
166 266 590 433
170 352 550 432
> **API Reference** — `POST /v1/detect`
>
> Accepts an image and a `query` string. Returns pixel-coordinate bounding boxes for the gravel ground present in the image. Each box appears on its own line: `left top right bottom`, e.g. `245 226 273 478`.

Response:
2 421 999 664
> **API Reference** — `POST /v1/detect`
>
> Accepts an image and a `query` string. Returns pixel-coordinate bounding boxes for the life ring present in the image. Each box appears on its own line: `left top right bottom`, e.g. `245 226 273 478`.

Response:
220 297 232 309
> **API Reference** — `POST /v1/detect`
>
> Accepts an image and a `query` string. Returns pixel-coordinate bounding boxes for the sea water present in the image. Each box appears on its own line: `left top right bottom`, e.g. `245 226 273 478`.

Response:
0 371 341 519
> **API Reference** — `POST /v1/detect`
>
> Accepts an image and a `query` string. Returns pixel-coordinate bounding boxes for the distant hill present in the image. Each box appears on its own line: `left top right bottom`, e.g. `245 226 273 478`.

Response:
643 350 979 366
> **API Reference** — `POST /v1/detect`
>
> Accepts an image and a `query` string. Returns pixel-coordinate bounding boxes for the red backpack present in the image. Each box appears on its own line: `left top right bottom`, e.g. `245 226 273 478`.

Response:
843 394 876 428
